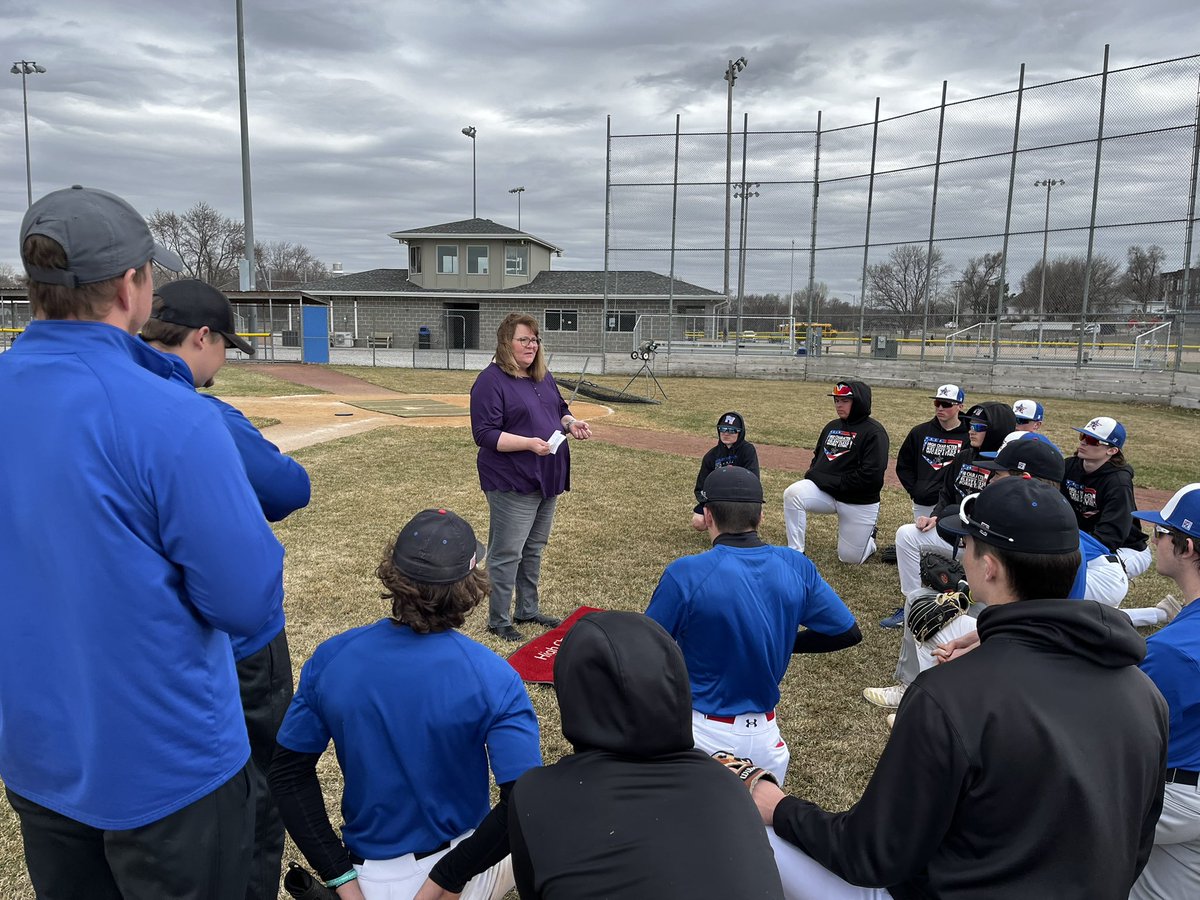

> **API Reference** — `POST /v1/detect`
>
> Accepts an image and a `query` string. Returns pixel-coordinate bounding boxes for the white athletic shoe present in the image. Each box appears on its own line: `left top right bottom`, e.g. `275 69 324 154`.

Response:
863 684 907 709
885 713 896 731
1158 594 1183 624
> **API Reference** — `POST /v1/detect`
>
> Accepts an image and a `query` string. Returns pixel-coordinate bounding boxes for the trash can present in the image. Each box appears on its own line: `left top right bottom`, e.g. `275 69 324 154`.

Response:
418 326 431 349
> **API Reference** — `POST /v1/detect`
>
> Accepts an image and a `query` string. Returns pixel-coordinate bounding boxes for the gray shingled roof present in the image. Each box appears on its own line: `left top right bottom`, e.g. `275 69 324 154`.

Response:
299 268 719 297
387 218 561 253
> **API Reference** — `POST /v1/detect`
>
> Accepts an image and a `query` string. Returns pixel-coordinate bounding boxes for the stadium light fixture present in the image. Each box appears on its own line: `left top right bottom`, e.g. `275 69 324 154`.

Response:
11 60 48 208
462 126 477 217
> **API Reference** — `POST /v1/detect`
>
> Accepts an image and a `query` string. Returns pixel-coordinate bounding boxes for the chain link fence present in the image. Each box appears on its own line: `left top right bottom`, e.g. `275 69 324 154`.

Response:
605 48 1200 372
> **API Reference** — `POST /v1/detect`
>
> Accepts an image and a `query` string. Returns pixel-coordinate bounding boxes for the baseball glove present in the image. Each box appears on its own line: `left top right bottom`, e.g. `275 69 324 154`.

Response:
711 750 779 791
920 551 966 592
283 862 340 900
907 587 971 643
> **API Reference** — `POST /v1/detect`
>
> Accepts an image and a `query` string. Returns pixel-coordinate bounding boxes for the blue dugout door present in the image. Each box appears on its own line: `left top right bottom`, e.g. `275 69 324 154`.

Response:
301 305 329 364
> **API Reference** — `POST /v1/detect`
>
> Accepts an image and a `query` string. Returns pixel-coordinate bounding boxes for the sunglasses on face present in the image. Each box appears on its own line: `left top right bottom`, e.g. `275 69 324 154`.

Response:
1154 525 1175 538
513 336 542 346
934 400 957 409
718 426 740 433
1078 434 1111 447
968 422 988 432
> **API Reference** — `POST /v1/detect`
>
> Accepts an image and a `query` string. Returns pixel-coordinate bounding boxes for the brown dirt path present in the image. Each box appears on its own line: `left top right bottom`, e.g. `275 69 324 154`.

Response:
249 364 1174 508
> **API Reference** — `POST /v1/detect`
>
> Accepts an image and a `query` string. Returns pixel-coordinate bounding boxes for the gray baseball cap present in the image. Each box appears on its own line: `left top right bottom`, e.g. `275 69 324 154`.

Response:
20 185 183 286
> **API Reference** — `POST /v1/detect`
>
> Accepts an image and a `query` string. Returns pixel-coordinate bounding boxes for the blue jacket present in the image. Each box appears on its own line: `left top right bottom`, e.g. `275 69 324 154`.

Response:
0 321 285 829
161 352 311 659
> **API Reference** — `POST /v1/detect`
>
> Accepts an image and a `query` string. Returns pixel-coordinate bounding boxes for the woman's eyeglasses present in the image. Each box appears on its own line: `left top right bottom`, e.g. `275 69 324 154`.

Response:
513 336 542 346
967 422 988 432
1078 434 1111 447
933 400 957 409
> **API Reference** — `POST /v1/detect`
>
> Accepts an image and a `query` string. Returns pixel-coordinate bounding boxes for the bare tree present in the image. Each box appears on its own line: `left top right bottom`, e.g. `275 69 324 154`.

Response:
956 252 1007 319
255 240 328 289
1121 245 1165 314
148 202 245 288
866 245 946 336
1016 254 1122 318
0 263 20 288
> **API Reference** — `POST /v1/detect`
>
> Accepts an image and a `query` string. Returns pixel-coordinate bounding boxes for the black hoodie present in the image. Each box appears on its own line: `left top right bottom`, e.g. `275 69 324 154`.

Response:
772 599 1168 900
693 410 761 512
805 380 890 504
931 400 1018 520
1061 456 1148 552
508 612 783 899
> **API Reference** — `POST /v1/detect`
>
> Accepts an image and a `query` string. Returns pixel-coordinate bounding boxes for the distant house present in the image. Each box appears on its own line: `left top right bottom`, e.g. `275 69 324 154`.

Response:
298 218 721 351
1160 267 1198 312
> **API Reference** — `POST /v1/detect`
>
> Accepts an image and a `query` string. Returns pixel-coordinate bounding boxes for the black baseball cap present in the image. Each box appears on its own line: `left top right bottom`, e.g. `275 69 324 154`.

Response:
391 509 486 584
940 477 1078 554
977 433 1065 483
961 404 989 422
20 185 183 286
151 279 255 355
701 466 764 505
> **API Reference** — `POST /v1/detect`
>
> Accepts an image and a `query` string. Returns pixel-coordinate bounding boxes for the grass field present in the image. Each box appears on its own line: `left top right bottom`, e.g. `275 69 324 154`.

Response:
0 367 1182 898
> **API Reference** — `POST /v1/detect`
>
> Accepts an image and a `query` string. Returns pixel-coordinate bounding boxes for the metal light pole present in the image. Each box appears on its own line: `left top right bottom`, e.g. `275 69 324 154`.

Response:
508 186 525 230
235 0 257 289
722 56 747 302
733 180 759 344
462 126 477 217
788 239 796 352
10 60 47 208
1034 178 1065 354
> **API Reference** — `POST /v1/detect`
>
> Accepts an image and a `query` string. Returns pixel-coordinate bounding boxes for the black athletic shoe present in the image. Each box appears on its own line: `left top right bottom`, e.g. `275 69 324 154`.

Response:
880 544 898 564
515 613 562 628
489 624 525 642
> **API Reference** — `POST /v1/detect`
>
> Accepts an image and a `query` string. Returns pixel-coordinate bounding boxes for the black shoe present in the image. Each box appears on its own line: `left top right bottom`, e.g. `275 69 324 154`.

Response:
880 544 898 564
515 613 562 628
488 624 524 642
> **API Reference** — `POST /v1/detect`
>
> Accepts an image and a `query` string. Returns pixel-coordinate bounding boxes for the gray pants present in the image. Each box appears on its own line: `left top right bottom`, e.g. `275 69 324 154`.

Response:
1130 780 1200 899
485 490 558 629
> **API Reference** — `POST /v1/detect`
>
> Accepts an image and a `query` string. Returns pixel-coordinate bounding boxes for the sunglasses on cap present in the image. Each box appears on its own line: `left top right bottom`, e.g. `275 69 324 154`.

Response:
958 492 1017 544
968 421 988 432
934 399 958 409
1078 434 1112 447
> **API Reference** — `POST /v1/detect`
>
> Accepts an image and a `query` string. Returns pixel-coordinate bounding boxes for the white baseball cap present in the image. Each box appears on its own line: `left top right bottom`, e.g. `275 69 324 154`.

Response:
931 384 964 404
1012 399 1044 422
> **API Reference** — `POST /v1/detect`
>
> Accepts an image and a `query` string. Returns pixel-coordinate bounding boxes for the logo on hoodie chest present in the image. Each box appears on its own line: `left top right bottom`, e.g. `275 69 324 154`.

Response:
823 430 857 461
921 436 963 470
1064 479 1098 515
955 463 991 495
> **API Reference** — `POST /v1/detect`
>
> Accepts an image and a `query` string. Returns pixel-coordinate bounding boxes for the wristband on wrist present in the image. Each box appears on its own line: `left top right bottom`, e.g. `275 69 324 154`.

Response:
325 869 358 889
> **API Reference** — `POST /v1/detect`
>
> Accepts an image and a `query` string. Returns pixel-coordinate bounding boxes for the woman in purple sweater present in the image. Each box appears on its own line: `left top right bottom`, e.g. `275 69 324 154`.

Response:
470 314 591 641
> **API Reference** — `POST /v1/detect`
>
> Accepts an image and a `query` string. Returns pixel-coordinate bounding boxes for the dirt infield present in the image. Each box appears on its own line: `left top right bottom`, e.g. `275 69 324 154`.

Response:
240 364 1173 507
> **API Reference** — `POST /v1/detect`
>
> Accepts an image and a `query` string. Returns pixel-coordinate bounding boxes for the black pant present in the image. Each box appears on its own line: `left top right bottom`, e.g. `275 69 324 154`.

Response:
6 763 254 900
236 627 295 900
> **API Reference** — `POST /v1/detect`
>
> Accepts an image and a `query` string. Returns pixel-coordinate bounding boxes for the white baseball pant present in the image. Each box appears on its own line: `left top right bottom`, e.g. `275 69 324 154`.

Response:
783 480 879 564
912 503 935 521
691 709 790 784
1118 545 1153 580
1084 554 1128 607
767 829 890 900
354 830 512 900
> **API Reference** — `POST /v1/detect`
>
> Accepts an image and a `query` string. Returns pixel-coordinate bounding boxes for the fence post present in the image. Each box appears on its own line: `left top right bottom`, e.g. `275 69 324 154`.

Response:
994 63 1026 363
921 80 949 363
806 110 822 372
858 97 881 359
602 115 612 374
667 113 680 368
1175 74 1200 371
1076 44 1111 367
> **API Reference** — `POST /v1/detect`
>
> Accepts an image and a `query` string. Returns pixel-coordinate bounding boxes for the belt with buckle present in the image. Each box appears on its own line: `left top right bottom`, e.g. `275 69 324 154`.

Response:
349 839 452 865
704 710 776 724
1165 768 1200 786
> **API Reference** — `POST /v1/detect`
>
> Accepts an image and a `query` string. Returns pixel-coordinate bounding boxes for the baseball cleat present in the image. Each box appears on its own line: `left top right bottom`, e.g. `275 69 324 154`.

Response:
879 606 906 629
863 684 906 709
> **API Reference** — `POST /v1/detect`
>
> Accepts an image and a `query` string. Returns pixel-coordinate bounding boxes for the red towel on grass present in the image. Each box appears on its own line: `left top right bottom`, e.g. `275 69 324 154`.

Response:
505 606 604 683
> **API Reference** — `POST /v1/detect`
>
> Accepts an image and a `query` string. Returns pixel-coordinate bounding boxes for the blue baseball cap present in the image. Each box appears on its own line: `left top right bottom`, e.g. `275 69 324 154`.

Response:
1012 399 1044 422
1133 483 1200 540
1073 416 1126 449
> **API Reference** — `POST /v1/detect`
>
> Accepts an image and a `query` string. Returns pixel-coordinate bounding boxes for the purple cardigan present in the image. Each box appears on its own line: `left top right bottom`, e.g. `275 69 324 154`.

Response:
470 362 572 498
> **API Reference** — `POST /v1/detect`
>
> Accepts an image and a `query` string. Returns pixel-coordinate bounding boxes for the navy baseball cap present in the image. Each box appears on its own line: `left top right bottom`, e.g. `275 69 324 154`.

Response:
1073 416 1126 449
20 185 183 286
1133 483 1200 540
391 509 486 585
152 280 255 355
941 477 1078 554
977 432 1065 483
701 466 764 505
1012 399 1044 422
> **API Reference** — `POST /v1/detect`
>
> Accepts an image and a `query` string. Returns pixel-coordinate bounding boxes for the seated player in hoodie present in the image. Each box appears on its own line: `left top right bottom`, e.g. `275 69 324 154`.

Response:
691 411 760 530
504 611 785 900
783 380 889 564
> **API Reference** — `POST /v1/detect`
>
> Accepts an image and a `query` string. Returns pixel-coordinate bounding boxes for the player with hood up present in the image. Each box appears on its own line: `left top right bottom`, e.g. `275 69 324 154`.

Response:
784 380 889 564
504 611 784 899
691 411 760 530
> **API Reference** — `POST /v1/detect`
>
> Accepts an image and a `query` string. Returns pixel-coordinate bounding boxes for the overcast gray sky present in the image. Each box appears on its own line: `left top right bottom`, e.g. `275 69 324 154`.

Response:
2 0 1197 294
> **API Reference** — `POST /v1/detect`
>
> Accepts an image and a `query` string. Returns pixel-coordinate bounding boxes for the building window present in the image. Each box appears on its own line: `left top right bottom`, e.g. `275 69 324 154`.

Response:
437 245 459 274
467 246 489 275
544 309 578 332
605 310 637 332
408 246 421 274
506 244 529 276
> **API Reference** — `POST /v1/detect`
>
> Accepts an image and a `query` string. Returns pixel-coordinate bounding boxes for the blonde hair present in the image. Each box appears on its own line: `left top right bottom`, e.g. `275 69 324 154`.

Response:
494 312 548 381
